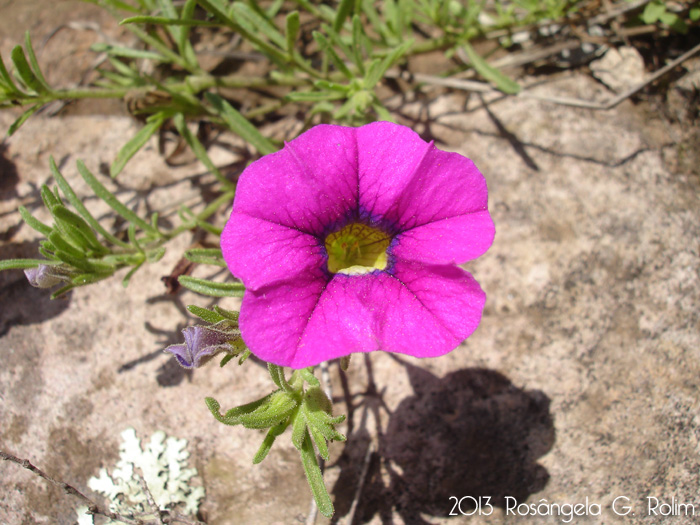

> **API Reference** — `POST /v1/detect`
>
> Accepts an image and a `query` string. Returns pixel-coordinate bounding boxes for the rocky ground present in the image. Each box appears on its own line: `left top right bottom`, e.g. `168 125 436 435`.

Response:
1 1 699 524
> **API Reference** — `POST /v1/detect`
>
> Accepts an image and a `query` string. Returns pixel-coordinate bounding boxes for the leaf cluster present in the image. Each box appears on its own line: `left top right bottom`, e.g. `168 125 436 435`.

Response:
205 364 345 518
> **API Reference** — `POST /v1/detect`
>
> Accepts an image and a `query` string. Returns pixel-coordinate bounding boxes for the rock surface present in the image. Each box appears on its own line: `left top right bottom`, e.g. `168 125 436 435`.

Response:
1 4 699 525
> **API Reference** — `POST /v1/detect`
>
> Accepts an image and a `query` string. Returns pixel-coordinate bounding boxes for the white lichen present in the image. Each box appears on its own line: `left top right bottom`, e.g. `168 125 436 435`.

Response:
84 428 205 521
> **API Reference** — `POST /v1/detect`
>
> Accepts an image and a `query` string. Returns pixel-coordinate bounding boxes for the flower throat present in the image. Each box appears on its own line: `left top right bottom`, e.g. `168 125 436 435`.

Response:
325 223 390 275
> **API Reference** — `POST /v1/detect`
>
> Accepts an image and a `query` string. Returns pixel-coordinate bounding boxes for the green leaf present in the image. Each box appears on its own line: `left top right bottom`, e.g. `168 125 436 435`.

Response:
690 6 700 21
659 11 687 33
111 113 166 177
77 160 159 236
49 157 131 249
11 45 47 94
351 15 366 73
300 368 320 387
237 390 298 429
253 420 290 464
641 1 666 24
231 3 286 49
0 53 20 95
291 407 307 450
187 304 226 324
8 104 41 136
121 261 144 287
300 430 334 518
184 247 226 267
308 423 330 461
40 184 61 211
214 305 239 321
178 275 245 297
285 11 300 57
0 258 59 271
314 32 353 79
462 42 520 94
172 112 231 189
18 206 52 236
23 32 50 92
268 363 294 393
91 42 165 61
286 90 346 102
120 15 219 27
363 39 413 89
333 0 355 32
52 206 108 255
204 93 276 155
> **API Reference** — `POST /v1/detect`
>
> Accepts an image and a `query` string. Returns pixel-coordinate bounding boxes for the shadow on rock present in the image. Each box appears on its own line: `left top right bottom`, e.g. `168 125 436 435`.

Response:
346 360 555 524
0 242 71 336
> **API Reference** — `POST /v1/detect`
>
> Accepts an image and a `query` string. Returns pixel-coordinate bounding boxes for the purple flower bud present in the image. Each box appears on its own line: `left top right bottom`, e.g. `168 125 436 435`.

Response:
24 265 69 288
164 322 240 369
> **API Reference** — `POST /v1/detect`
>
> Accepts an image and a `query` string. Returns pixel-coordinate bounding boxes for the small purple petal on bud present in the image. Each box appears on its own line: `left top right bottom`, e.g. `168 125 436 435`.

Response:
24 265 69 288
164 322 240 369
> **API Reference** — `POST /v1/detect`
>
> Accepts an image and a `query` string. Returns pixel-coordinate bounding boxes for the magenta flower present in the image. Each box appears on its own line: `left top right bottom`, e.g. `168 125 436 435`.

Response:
221 122 494 369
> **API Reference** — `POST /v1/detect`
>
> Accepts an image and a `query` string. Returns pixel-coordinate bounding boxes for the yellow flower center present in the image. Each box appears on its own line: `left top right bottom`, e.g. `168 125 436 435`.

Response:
325 223 391 275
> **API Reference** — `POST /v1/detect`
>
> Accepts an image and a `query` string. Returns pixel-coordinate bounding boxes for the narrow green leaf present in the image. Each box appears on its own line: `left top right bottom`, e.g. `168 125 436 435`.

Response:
77 160 159 236
363 39 413 89
204 93 276 155
0 53 20 94
184 247 226 267
291 409 307 450
120 15 219 27
23 32 50 91
178 275 245 297
300 431 334 518
253 420 290 464
187 304 226 324
308 423 330 461
314 32 353 79
205 397 241 426
350 15 366 73
40 185 61 211
462 42 520 94
231 3 286 49
238 391 298 429
51 283 78 299
300 368 320 387
11 46 47 94
121 261 144 287
214 305 239 321
172 112 229 188
333 0 355 32
268 363 294 393
49 157 130 248
0 258 58 271
178 0 200 67
18 206 52 236
8 104 41 136
285 11 300 57
111 113 165 177
53 206 108 254
91 43 165 61
71 271 114 286
286 90 346 102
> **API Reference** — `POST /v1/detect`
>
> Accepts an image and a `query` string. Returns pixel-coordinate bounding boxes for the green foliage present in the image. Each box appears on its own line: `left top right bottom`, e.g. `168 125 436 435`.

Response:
206 365 345 518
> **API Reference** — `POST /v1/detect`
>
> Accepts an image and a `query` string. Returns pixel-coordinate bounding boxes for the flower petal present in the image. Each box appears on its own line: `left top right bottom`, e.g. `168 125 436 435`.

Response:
232 124 358 236
238 267 329 367
239 262 486 368
392 210 495 265
221 212 325 290
356 121 489 231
